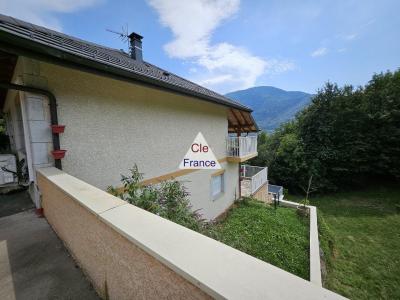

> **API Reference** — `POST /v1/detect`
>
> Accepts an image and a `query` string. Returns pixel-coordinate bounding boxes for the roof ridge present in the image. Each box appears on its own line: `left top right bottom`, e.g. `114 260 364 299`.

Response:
0 14 124 54
0 13 252 112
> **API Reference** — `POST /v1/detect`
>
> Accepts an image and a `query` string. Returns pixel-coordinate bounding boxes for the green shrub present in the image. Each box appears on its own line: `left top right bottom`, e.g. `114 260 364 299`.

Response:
299 198 310 207
108 165 205 231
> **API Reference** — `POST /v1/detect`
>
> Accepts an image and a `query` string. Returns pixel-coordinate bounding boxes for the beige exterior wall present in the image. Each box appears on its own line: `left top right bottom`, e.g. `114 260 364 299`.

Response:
37 170 210 300
180 161 239 219
14 57 240 219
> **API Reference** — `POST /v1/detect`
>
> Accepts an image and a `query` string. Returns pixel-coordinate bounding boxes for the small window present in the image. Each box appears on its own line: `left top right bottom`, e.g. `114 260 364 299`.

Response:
211 173 224 200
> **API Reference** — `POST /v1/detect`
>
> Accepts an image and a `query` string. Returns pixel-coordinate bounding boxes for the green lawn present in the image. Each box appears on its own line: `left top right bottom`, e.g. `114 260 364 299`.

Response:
288 186 400 299
206 199 309 279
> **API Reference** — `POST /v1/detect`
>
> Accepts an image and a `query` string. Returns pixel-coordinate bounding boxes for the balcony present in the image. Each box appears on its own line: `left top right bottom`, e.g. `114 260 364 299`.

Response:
226 136 258 162
240 164 268 197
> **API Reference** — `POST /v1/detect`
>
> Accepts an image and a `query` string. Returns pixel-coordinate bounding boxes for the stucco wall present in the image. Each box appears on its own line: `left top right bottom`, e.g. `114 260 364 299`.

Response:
181 161 239 220
37 170 211 300
39 61 229 182
18 58 239 219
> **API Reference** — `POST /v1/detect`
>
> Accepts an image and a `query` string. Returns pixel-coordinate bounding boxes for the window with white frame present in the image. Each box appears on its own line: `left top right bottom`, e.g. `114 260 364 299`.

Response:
211 172 224 199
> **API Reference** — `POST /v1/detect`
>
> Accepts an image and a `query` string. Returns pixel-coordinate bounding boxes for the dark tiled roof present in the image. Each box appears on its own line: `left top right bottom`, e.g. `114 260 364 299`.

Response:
0 14 251 112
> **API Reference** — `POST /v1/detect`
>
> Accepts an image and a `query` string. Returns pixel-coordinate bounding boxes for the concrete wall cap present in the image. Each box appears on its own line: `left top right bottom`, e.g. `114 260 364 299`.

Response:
37 167 127 214
38 167 345 300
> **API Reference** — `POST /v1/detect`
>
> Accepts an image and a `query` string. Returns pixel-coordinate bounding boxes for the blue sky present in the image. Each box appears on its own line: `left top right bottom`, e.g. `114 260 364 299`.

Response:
1 0 399 94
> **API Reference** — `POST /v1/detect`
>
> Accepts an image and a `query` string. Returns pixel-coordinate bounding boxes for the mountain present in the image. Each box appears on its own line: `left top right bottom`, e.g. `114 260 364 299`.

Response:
225 86 313 132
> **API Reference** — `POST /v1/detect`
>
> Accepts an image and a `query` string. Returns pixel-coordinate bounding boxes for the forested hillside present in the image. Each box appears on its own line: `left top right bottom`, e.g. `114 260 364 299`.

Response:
226 86 312 131
250 70 400 193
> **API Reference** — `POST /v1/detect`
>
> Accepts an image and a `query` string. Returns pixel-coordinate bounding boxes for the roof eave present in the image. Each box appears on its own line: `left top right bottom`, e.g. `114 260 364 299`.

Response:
0 30 253 113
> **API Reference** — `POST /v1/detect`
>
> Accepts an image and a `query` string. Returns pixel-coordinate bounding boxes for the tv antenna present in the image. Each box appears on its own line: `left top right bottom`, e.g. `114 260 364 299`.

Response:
106 24 129 43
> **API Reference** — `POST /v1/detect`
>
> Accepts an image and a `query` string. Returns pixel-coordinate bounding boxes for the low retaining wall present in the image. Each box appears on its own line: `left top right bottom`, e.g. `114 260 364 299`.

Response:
279 199 323 286
37 168 209 299
37 167 343 300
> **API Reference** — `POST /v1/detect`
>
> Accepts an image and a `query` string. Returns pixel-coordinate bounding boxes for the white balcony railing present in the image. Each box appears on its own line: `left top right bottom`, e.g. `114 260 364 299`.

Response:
226 136 257 158
241 165 268 195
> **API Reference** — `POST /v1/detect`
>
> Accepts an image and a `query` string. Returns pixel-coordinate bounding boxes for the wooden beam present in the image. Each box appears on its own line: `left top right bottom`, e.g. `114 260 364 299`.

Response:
232 109 246 126
238 110 254 128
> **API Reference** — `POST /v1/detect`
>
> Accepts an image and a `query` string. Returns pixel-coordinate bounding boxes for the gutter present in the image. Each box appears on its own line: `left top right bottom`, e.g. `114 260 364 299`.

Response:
0 81 62 169
0 30 253 113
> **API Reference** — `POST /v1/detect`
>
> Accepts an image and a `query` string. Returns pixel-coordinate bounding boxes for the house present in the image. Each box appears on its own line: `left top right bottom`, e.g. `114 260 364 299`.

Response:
0 14 268 220
0 15 346 300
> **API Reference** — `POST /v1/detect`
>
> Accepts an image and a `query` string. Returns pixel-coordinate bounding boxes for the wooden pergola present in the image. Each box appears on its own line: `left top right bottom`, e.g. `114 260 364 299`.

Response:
228 108 259 134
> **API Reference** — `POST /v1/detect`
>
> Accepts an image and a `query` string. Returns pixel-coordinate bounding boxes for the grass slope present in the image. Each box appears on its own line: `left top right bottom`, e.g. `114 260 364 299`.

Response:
206 200 309 279
288 186 400 299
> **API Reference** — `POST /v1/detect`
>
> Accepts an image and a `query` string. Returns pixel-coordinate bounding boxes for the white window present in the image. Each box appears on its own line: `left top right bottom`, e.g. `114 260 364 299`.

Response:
211 173 224 199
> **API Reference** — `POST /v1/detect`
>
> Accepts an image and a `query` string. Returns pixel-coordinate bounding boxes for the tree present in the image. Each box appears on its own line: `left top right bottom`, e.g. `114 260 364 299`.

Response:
254 69 400 193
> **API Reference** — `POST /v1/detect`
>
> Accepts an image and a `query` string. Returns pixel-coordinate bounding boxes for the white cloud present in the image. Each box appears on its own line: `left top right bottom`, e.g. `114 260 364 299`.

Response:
148 0 239 58
311 47 328 57
147 0 293 93
343 33 357 40
199 74 234 86
0 0 101 31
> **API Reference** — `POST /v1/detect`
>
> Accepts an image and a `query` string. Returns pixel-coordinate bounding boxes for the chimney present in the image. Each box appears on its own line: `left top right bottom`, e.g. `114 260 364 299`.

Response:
128 32 143 61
